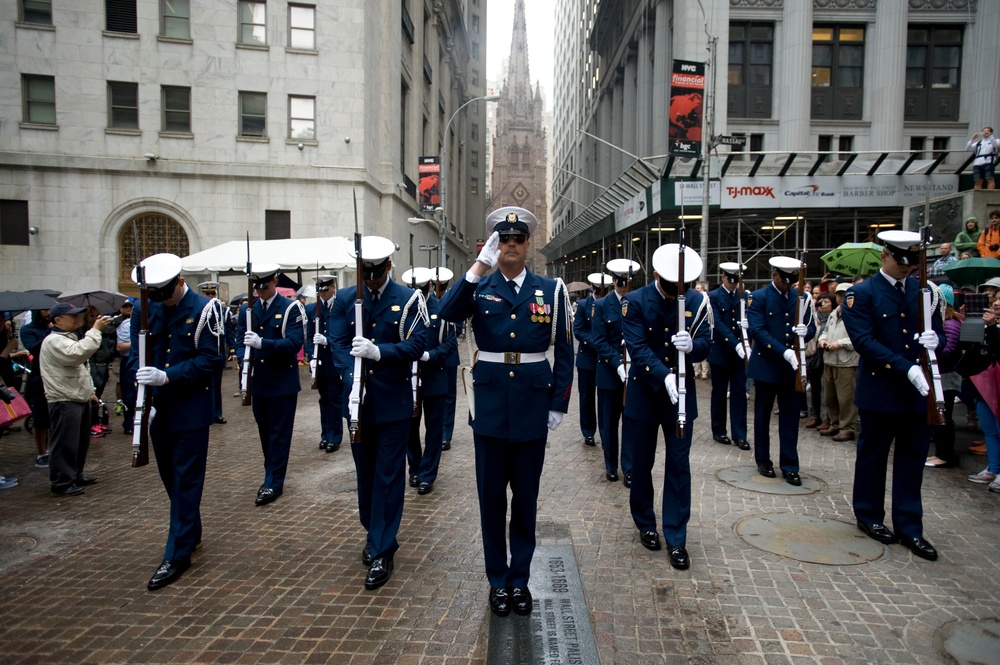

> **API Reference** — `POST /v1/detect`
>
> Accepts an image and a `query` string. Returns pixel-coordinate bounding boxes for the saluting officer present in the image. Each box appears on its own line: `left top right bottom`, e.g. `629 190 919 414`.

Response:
132 255 225 591
237 264 306 507
197 281 230 425
438 206 573 618
329 237 427 591
574 273 610 446
747 257 815 486
431 268 460 451
590 259 641 485
707 263 751 451
308 274 343 453
621 244 712 571
841 231 943 561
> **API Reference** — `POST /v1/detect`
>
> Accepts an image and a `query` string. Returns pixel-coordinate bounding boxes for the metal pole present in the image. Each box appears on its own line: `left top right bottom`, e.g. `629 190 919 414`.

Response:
699 36 717 281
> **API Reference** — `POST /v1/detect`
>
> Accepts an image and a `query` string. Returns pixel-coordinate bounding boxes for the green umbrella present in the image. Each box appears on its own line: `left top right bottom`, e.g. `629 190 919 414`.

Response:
820 242 883 278
943 257 1000 287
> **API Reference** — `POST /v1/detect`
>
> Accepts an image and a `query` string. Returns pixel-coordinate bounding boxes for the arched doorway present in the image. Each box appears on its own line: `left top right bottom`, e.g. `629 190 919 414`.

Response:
117 213 190 295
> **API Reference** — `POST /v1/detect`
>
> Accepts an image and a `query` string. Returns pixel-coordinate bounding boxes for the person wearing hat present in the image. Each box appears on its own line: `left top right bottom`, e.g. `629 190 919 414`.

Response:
308 274 343 453
707 262 752 452
591 259 641 485
746 256 816 486
954 216 981 258
574 272 612 447
817 282 859 441
197 281 230 426
237 263 306 508
841 230 944 561
39 302 113 495
437 206 573 616
127 253 226 590
430 267 460 451
977 210 1000 259
329 236 428 591
620 243 712 570
402 267 457 495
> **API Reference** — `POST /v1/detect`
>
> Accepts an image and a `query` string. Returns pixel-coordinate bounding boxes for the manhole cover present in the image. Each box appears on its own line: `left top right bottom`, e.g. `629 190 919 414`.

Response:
938 618 1000 665
735 514 884 565
717 466 826 495
0 534 38 556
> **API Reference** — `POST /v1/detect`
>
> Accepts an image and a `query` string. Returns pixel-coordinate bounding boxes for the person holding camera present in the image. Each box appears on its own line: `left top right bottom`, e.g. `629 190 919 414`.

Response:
967 127 999 190
978 211 1000 259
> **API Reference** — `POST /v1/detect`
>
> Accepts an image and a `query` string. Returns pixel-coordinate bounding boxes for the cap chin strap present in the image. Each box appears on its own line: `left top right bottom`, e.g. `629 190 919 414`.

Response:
723 272 739 284
775 269 798 285
614 275 629 288
148 276 180 302
362 260 389 281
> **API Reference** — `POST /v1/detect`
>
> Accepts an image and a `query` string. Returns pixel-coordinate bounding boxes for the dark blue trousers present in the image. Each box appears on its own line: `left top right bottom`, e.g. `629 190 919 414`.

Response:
577 367 597 438
710 359 748 441
151 424 208 560
406 394 445 484
212 365 224 420
442 368 457 442
853 408 932 539
316 375 344 444
351 417 409 561
625 416 692 547
752 380 800 473
473 432 546 589
597 386 629 476
251 392 298 491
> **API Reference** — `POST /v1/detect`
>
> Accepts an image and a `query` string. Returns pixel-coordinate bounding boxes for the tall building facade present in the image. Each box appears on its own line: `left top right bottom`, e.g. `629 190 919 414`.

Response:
487 0 547 273
0 0 488 292
550 0 999 285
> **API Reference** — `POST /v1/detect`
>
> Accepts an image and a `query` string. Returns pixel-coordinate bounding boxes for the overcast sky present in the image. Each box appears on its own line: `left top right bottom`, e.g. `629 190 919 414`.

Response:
485 1 554 101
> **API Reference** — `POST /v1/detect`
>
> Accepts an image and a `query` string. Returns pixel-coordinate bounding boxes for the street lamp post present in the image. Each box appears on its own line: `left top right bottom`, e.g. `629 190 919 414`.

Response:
440 93 500 269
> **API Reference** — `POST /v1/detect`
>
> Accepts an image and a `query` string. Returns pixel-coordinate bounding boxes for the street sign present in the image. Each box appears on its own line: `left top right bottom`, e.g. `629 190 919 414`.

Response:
716 135 747 146
419 244 439 251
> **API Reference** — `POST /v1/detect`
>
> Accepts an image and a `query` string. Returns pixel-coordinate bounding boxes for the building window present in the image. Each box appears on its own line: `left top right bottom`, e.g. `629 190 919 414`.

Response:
239 91 267 137
838 135 854 160
118 213 190 294
910 136 925 159
20 0 52 25
288 95 315 140
288 4 315 49
471 69 479 86
0 201 30 247
471 123 478 141
108 81 139 129
471 150 479 168
402 0 414 45
819 135 833 153
106 0 138 33
472 42 479 60
265 210 291 240
472 15 479 34
162 86 191 133
749 133 764 152
811 25 864 120
161 0 190 39
932 136 949 160
471 100 479 115
905 26 962 122
470 177 478 195
239 1 266 46
727 22 773 119
22 75 55 125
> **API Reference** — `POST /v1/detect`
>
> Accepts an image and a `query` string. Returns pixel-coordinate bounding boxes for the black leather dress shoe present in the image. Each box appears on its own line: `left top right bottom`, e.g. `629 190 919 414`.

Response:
361 544 372 567
735 439 751 450
584 436 596 447
623 471 632 488
900 536 938 561
257 484 266 496
667 545 690 570
52 484 84 496
325 441 340 453
489 587 511 617
606 472 619 482
783 471 802 486
409 474 420 488
147 558 191 591
713 434 733 445
214 417 227 425
757 464 776 478
254 488 282 506
441 440 451 451
364 557 393 590
857 522 897 544
418 481 434 495
510 587 533 615
319 440 328 450
77 476 98 486
639 530 661 551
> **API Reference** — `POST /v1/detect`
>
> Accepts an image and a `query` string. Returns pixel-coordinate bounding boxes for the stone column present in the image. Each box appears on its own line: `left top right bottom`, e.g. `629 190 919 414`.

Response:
623 54 638 164
869 1 907 150
651 0 671 158
776 1 812 151
612 72 625 177
637 30 652 158
599 90 613 188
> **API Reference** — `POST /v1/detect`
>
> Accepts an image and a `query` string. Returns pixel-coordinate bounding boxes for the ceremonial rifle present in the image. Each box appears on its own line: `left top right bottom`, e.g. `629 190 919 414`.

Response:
794 223 808 393
241 233 255 406
676 225 688 438
348 190 365 443
736 221 751 368
918 227 946 425
311 262 320 390
409 242 422 420
130 222 150 468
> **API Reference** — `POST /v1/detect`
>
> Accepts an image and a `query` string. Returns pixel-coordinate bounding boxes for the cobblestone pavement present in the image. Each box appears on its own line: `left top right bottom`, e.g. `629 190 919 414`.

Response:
0 350 998 664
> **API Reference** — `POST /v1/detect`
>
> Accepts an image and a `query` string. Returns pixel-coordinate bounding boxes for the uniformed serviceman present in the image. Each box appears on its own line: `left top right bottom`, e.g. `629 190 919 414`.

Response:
590 259 641 485
329 237 427 591
198 281 230 425
132 255 226 591
574 273 610 446
707 263 751 451
308 274 343 453
841 230 943 561
747 256 815 486
431 268 460 451
621 244 712 571
437 206 573 618
237 263 306 507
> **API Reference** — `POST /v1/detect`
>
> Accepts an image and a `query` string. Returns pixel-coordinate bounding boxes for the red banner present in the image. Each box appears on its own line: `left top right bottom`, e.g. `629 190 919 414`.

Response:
418 156 441 214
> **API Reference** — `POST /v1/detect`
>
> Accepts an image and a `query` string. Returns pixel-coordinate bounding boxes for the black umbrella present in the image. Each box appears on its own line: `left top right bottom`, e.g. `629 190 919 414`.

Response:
0 290 60 313
230 293 248 307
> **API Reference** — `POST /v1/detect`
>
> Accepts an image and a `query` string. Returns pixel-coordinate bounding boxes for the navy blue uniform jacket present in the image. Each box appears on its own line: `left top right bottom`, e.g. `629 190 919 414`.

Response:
438 270 573 442
573 294 597 370
236 294 304 398
746 284 815 384
591 292 627 391
707 284 750 365
420 294 459 397
308 299 339 379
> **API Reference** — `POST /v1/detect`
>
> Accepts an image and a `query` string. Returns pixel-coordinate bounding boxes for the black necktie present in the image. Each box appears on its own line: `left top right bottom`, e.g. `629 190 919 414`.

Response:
895 282 904 295
508 280 518 297
371 290 380 308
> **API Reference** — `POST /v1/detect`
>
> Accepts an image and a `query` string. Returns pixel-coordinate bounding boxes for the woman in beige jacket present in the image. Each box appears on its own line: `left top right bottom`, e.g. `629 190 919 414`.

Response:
818 283 860 441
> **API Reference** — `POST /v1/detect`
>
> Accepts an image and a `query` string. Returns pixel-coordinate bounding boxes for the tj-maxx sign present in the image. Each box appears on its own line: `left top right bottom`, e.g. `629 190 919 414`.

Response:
720 175 957 209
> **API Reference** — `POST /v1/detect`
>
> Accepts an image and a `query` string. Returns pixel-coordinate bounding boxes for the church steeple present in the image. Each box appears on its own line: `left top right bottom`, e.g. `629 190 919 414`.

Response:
505 0 533 117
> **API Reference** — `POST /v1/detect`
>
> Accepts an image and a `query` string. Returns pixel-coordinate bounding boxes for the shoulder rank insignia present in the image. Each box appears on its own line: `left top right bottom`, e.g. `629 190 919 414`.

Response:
846 294 854 309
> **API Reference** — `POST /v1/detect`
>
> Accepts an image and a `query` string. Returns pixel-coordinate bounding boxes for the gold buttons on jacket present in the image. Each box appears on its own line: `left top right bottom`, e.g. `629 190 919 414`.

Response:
510 314 516 319
509 371 515 377
510 332 516 338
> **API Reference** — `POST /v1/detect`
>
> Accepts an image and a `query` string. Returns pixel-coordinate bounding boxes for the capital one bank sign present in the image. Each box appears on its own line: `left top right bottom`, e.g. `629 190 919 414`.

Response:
720 175 957 209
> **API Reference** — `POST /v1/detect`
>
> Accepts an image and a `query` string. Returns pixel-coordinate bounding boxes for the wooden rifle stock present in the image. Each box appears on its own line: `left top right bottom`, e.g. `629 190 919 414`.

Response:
918 229 945 425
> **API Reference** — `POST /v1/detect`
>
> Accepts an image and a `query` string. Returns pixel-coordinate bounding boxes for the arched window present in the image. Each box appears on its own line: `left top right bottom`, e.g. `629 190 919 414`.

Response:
508 144 521 170
521 145 532 170
117 213 190 295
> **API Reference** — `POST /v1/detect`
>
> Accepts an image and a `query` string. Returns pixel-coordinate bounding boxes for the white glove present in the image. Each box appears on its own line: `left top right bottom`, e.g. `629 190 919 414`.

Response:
664 373 679 405
136 366 168 386
476 231 501 268
739 318 749 331
917 330 939 351
350 336 381 361
735 343 747 360
148 406 156 426
244 331 262 349
547 410 563 431
783 349 799 371
793 324 808 336
420 351 430 362
617 365 628 383
671 331 693 353
907 365 930 396
309 358 317 374
313 333 328 346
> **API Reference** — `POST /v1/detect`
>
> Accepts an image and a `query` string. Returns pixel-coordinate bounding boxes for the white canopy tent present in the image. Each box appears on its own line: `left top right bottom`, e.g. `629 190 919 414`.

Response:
181 237 354 273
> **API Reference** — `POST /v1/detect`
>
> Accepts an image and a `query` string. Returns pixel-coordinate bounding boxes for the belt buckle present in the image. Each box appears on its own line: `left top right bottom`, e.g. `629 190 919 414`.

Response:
504 351 520 365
